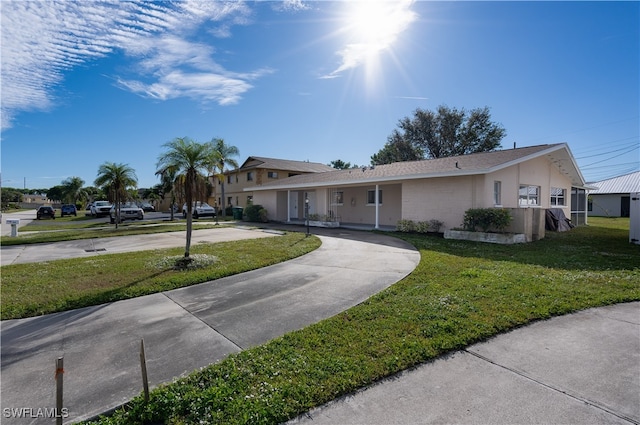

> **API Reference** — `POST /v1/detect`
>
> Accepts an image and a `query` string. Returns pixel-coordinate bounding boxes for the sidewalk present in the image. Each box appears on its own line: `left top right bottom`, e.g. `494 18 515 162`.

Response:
288 301 640 425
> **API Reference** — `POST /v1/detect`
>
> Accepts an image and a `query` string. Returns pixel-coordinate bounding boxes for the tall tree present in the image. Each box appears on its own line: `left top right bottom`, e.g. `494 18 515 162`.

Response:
329 159 361 169
156 137 213 259
1 188 23 209
94 162 138 228
371 105 506 165
60 176 88 205
371 130 424 165
208 138 239 217
46 185 65 203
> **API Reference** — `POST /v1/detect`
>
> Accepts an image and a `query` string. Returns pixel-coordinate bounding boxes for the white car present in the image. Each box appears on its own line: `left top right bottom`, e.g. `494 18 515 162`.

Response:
182 201 216 219
110 202 144 223
91 200 112 217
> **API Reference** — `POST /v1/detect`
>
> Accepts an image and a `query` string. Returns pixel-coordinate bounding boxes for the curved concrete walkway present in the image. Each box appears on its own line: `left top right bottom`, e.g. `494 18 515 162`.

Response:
0 228 420 424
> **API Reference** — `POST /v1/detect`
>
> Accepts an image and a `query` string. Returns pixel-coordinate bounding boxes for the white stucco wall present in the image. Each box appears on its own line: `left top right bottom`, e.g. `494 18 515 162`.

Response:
402 175 478 230
589 194 625 217
252 191 279 221
332 184 402 226
253 154 574 230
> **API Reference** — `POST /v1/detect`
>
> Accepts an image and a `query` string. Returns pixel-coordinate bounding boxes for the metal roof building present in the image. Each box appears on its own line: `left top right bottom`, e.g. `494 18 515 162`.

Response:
588 171 640 217
588 171 640 194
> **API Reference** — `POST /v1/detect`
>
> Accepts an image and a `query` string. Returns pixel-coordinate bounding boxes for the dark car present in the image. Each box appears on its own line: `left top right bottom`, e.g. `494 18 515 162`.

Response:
36 206 56 220
138 202 155 212
61 204 77 217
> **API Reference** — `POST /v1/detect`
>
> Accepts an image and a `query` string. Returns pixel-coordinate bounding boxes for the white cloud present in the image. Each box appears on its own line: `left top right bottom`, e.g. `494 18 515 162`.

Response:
0 0 261 130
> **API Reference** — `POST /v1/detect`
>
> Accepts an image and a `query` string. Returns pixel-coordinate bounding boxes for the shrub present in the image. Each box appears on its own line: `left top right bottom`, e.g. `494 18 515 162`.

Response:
415 221 430 233
463 208 511 232
244 204 268 222
490 209 511 231
429 219 444 233
396 219 415 232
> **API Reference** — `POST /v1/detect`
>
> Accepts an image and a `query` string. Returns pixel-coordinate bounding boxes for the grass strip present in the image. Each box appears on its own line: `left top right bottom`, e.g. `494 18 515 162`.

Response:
0 222 225 246
1 232 320 319
87 217 639 424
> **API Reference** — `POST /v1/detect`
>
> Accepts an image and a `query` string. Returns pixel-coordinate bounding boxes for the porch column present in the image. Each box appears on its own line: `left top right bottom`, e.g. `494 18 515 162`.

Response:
375 184 380 229
287 190 291 223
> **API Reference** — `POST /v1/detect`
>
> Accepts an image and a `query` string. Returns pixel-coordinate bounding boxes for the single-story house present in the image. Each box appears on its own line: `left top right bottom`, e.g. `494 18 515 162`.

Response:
249 143 589 241
588 171 640 217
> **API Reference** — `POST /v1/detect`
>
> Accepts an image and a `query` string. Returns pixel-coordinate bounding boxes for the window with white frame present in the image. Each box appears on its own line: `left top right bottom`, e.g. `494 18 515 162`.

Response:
268 171 278 178
247 172 254 181
332 191 344 205
550 187 566 206
367 189 382 205
494 181 502 206
519 185 540 206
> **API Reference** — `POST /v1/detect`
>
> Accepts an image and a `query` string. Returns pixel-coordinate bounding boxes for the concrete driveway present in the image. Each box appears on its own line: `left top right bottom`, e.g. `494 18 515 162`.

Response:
0 228 420 423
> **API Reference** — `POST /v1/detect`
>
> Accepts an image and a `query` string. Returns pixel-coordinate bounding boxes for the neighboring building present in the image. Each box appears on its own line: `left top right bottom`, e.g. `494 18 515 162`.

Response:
212 156 334 210
19 194 54 209
588 171 640 217
250 144 588 241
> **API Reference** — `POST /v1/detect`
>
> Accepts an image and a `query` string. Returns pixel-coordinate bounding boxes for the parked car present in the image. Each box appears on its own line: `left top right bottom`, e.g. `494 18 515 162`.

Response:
138 202 155 212
60 204 77 217
36 206 55 220
91 201 112 217
110 202 144 223
182 201 216 219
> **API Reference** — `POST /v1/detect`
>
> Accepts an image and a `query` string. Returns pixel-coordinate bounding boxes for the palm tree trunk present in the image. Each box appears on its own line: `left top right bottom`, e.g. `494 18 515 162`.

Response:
221 182 226 217
115 190 120 229
185 211 192 258
170 190 175 221
184 171 193 258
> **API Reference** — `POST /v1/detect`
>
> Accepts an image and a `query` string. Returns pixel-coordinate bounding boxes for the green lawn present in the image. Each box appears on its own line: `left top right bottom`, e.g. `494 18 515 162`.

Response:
83 217 639 424
1 232 321 319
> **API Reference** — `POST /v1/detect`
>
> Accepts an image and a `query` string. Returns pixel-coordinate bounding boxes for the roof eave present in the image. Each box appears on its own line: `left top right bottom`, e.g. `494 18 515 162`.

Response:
247 169 485 191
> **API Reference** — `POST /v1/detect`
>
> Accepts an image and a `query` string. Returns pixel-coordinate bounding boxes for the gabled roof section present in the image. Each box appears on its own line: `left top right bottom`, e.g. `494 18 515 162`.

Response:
251 144 586 191
588 171 640 194
238 156 335 173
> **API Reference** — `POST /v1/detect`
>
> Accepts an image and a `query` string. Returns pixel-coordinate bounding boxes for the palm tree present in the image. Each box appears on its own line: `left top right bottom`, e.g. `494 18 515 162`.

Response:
61 176 89 205
155 167 178 221
94 162 138 228
156 137 213 259
209 138 239 217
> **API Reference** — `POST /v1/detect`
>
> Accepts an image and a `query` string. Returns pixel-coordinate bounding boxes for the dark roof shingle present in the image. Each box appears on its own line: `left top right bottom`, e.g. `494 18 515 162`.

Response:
252 144 580 190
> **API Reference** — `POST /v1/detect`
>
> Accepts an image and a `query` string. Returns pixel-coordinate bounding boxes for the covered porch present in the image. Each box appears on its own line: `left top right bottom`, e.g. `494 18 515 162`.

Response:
259 183 402 230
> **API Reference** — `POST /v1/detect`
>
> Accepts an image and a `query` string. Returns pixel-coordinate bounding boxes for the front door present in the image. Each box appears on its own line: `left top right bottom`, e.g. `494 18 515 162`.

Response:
621 196 630 217
289 191 298 220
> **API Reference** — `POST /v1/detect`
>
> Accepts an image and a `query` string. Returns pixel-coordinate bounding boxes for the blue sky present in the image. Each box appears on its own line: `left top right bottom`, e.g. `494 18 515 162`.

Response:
1 1 638 190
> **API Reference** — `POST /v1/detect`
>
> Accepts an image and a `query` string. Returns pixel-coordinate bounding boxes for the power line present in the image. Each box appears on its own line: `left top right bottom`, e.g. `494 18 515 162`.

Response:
579 145 639 168
574 139 638 159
